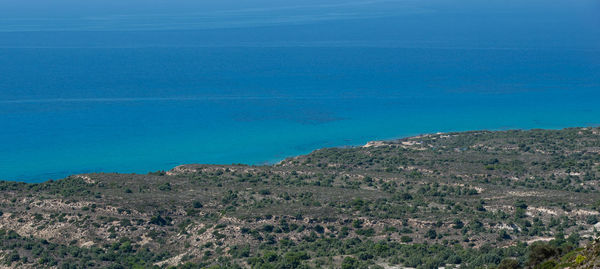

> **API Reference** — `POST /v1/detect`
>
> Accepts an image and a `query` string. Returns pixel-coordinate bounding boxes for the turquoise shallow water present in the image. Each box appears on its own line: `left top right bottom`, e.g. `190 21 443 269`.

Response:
1 68 599 182
1 0 599 182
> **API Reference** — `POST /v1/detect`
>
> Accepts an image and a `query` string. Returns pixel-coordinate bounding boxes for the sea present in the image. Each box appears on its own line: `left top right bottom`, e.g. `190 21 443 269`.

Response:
1 0 599 182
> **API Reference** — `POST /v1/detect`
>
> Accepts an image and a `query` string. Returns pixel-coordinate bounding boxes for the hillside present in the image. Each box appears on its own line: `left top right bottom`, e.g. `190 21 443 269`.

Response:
1 127 600 268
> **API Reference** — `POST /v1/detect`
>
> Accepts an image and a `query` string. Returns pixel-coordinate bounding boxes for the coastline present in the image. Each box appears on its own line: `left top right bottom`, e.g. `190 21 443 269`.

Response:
1 125 599 268
4 126 597 184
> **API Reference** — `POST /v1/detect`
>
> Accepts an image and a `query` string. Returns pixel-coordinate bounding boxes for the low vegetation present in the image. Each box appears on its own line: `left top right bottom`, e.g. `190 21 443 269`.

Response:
1 127 600 268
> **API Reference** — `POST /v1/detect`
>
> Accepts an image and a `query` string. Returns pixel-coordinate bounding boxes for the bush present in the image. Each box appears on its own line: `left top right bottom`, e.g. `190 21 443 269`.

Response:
356 228 375 237
263 251 278 262
452 219 464 229
259 189 271 195
514 201 528 209
426 229 437 239
158 182 171 191
575 254 586 264
498 230 511 241
527 242 557 267
358 252 373 260
212 231 226 240
341 257 359 269
262 225 274 233
7 251 20 263
283 251 309 268
586 215 598 225
497 258 520 269
400 236 413 243
149 215 168 226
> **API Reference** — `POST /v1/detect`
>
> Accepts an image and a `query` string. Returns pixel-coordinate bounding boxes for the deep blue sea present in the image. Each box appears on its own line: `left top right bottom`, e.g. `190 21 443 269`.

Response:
1 0 599 182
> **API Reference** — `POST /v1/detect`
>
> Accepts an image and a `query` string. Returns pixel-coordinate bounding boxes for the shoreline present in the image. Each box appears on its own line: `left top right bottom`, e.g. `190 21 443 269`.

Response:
3 126 597 184
1 125 599 267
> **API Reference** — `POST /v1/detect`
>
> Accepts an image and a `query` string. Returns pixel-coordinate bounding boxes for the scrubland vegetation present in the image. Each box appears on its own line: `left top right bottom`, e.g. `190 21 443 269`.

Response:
1 127 600 268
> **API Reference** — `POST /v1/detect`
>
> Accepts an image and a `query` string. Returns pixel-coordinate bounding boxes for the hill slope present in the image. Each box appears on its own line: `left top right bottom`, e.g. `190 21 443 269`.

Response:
1 127 600 268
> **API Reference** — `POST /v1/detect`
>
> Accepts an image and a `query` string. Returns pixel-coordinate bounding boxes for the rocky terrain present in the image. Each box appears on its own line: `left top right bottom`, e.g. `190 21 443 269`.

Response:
1 127 600 268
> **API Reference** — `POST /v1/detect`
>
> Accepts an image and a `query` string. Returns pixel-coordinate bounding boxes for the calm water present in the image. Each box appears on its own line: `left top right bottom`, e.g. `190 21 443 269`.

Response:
1 0 599 182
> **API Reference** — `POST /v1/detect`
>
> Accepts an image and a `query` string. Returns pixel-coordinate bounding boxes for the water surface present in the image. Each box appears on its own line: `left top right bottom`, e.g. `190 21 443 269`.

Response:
1 0 599 181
